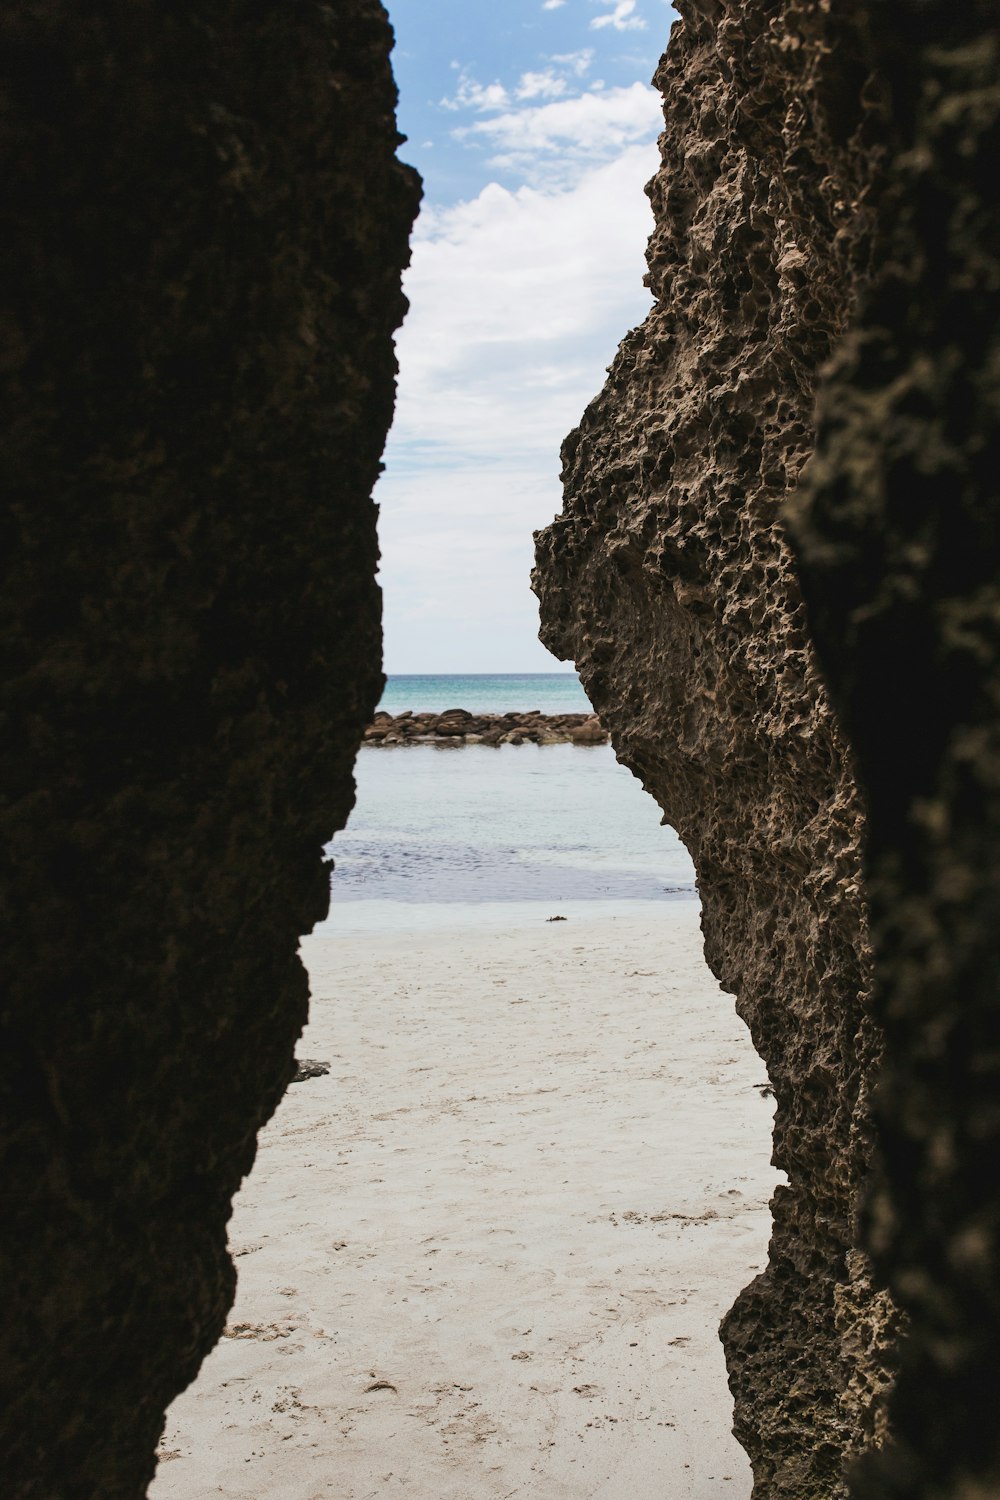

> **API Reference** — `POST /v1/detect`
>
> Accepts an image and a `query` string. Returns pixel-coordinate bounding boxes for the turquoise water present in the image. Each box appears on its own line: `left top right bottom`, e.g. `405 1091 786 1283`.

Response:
323 676 696 927
377 673 592 715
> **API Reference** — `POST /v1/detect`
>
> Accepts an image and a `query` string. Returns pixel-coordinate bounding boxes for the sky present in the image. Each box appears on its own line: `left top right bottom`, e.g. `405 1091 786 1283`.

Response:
378 0 677 672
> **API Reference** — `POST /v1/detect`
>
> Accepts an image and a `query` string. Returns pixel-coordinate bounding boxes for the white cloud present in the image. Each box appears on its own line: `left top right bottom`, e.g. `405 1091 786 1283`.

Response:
376 469 565 671
377 143 659 669
516 69 570 101
440 69 510 113
454 83 662 188
543 0 567 8
382 35 666 668
592 0 647 30
442 54 597 120
551 49 595 76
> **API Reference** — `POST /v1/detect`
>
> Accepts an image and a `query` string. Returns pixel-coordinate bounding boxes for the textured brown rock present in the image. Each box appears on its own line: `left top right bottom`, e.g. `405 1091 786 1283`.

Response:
533 3 895 1492
0 5 418 1498
789 9 1000 1496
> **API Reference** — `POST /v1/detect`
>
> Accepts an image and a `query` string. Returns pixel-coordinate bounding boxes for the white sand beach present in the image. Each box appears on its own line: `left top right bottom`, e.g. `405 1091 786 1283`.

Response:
152 903 777 1500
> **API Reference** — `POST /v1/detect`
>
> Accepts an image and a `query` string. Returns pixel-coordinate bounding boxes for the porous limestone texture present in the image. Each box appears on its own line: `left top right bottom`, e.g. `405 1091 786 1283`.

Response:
0 6 418 1498
789 7 1000 1497
534 2 896 1493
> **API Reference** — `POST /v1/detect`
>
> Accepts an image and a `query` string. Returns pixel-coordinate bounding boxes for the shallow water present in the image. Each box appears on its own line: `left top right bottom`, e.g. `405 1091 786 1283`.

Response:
325 741 696 925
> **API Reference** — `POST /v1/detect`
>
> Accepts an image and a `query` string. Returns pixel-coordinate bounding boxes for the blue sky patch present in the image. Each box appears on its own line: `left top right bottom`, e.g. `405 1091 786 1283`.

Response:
378 1 678 671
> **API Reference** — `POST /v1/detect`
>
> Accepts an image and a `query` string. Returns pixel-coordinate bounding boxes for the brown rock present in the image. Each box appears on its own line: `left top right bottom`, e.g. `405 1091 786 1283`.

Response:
570 717 607 745
533 4 893 1494
291 1060 331 1084
361 710 603 746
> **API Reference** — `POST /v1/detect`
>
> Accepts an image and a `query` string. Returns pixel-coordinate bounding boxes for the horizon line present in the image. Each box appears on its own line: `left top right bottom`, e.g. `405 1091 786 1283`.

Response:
383 670 579 678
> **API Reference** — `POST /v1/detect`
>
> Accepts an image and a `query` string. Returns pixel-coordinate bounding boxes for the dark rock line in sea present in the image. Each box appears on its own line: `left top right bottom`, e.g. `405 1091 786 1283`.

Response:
364 709 609 745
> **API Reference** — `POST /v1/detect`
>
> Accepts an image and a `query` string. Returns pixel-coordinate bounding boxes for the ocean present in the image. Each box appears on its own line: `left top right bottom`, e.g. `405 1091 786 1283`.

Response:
321 673 696 933
377 672 592 715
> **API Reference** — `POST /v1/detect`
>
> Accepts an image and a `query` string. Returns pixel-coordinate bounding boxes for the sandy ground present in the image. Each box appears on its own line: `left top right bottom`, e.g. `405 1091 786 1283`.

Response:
151 903 777 1500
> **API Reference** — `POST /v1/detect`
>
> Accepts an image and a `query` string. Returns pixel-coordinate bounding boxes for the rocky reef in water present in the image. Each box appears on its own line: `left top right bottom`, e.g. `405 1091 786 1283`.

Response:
0 4 419 1497
365 709 609 745
533 2 896 1493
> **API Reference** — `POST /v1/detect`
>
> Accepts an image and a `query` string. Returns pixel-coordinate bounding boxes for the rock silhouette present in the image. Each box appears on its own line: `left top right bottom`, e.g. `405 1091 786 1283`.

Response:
790 9 1000 1496
0 3 418 1496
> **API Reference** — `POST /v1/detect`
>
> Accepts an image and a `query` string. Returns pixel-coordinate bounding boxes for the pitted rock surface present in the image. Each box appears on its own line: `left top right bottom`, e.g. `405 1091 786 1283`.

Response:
534 2 895 1493
0 5 418 1497
790 8 1000 1496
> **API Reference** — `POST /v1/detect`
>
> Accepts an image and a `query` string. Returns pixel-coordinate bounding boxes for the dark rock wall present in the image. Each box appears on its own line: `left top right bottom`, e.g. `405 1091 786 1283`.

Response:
0 5 418 1497
789 8 1000 1497
533 2 896 1493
